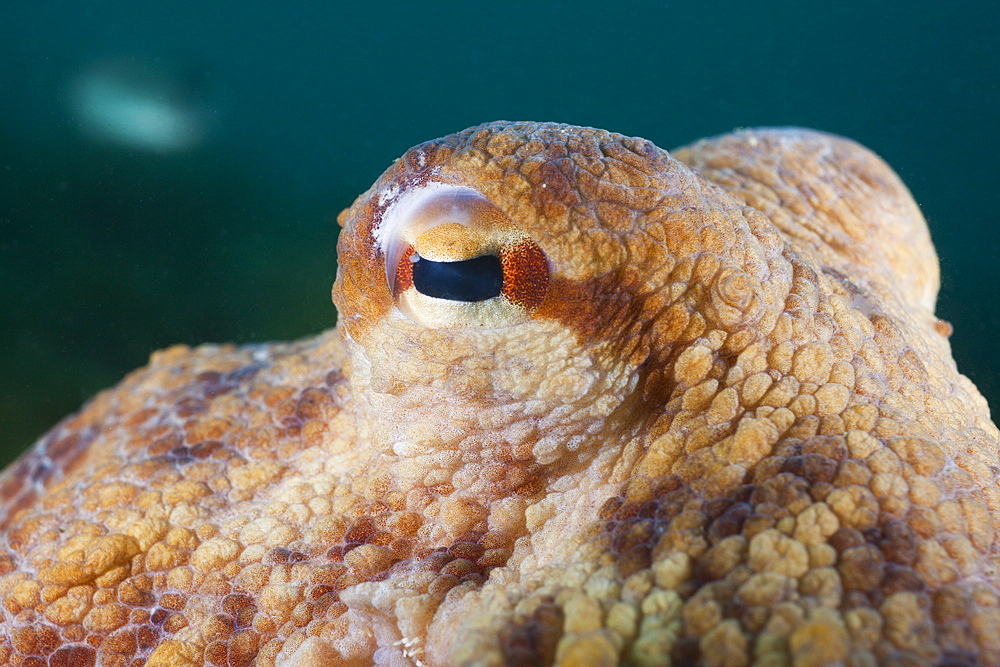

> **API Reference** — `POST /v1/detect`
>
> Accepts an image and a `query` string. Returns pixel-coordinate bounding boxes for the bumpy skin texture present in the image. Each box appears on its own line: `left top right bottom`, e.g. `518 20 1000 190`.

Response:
0 122 997 667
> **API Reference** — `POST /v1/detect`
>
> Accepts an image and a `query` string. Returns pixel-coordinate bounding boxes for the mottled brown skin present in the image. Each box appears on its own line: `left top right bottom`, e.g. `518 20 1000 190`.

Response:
0 122 997 667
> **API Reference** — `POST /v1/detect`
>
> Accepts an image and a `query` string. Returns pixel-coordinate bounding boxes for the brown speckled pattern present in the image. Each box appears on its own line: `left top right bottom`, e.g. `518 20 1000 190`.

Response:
0 122 997 666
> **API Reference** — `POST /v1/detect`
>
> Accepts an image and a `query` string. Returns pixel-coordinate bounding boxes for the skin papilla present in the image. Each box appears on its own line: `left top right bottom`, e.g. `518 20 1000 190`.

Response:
0 121 997 666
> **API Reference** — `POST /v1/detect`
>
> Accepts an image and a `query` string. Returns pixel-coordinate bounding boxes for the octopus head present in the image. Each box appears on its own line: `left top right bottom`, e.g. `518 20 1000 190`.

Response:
331 121 786 477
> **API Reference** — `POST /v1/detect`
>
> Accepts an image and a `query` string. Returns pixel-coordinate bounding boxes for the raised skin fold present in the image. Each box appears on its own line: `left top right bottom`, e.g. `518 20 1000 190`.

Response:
0 122 996 666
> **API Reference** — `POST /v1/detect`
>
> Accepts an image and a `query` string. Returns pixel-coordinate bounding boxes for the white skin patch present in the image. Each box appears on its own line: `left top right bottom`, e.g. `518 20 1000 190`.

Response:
376 183 399 209
377 183 483 293
374 182 477 256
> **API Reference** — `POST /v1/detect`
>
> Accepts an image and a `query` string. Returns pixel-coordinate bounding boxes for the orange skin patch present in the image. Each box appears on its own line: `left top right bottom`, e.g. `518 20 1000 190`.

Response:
0 121 997 666
500 239 549 311
393 244 415 293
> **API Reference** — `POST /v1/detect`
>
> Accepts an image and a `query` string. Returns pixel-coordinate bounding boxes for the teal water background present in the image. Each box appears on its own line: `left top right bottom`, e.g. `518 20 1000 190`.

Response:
1 1 998 463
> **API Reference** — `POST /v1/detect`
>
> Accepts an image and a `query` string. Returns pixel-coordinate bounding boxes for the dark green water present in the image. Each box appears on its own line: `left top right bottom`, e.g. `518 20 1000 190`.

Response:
1 1 998 463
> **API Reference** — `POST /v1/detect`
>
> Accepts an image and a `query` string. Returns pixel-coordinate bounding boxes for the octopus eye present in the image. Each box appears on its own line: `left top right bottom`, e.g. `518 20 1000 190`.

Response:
411 254 504 302
379 185 549 328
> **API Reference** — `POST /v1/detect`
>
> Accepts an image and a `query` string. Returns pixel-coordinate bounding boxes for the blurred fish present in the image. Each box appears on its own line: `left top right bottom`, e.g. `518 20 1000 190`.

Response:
68 56 212 153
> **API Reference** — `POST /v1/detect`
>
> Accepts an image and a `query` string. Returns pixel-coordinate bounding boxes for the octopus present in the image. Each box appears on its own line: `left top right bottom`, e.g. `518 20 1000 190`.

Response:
0 121 997 667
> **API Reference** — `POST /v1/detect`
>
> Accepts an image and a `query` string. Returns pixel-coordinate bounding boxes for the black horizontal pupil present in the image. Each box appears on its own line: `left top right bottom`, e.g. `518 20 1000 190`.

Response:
411 254 503 302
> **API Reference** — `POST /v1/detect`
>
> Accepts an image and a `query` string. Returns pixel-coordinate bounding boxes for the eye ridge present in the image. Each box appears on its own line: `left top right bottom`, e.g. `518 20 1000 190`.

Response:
411 253 504 302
